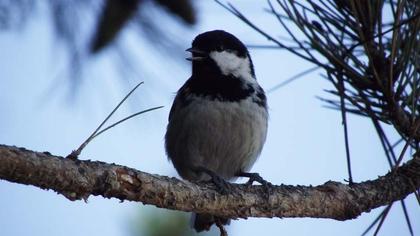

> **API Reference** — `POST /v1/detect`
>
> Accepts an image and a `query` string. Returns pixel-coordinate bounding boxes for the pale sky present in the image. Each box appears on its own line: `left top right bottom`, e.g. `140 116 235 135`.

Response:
0 1 418 236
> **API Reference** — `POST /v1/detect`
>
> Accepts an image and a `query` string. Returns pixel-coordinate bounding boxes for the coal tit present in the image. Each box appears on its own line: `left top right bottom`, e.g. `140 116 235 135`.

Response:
165 30 268 232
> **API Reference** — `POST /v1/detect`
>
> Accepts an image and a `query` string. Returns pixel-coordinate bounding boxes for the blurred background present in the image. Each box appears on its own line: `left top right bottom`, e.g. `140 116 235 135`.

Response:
0 1 418 235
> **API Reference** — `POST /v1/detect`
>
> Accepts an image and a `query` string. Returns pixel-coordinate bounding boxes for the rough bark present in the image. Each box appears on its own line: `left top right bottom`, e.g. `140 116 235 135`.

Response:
0 144 419 220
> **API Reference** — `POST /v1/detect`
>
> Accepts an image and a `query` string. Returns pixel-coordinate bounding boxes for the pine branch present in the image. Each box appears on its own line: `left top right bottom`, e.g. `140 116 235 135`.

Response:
1 144 419 221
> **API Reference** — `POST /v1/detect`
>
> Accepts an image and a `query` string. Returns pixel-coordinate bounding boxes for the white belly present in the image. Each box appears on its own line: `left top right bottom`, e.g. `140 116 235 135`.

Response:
165 97 268 181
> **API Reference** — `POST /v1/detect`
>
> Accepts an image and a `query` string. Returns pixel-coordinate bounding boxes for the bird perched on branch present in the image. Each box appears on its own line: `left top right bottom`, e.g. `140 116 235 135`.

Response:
165 30 269 232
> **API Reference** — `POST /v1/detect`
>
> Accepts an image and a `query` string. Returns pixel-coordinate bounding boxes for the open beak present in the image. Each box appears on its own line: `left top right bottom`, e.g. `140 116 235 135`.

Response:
186 47 207 61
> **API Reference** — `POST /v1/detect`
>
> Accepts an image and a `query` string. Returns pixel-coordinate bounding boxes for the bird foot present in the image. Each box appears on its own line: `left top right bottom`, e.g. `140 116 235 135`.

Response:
237 172 273 198
194 166 232 194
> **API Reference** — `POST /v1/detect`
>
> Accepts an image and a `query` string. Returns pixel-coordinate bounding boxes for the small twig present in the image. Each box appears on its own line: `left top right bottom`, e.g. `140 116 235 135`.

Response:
361 205 388 236
267 66 319 93
373 203 393 236
347 10 420 53
394 120 420 168
400 200 414 236
359 92 397 167
91 106 164 139
337 73 354 184
67 81 144 159
394 138 413 169
390 138 404 150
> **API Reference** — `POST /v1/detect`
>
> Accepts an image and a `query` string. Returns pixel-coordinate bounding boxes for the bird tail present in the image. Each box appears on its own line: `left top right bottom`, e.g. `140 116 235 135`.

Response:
191 213 230 232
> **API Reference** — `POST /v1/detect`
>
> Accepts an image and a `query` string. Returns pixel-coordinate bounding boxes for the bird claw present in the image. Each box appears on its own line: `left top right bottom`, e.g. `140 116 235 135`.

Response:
195 166 232 194
238 172 273 198
244 173 269 186
210 173 232 194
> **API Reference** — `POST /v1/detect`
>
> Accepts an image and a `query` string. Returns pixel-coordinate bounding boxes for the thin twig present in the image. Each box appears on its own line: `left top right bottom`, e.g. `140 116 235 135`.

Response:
400 200 414 236
267 66 319 93
394 138 413 169
67 81 144 159
337 74 353 184
373 203 393 236
361 205 389 236
394 120 420 168
347 10 420 53
91 106 164 139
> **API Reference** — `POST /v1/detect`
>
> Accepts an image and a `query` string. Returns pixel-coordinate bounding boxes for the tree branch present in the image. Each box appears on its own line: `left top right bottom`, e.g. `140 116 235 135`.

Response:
1 144 419 220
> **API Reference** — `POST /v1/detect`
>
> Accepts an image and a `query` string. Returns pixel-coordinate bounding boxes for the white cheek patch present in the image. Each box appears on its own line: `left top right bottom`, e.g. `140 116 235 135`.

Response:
209 51 255 82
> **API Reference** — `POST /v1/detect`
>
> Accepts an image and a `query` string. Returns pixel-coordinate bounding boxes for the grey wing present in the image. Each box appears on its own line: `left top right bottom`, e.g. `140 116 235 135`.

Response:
168 80 191 121
168 94 179 121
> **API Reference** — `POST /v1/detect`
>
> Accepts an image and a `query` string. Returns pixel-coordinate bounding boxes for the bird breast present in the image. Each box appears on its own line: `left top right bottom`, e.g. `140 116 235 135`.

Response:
165 96 268 181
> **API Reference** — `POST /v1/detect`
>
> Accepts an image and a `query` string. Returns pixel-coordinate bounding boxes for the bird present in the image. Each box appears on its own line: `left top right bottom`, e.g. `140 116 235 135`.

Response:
165 30 268 232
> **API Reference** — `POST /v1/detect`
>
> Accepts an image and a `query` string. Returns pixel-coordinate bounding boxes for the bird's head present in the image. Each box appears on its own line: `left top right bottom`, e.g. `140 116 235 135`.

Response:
187 30 255 80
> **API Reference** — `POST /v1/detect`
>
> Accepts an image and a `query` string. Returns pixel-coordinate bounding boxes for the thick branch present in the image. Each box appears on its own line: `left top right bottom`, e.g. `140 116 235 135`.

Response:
0 144 419 220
